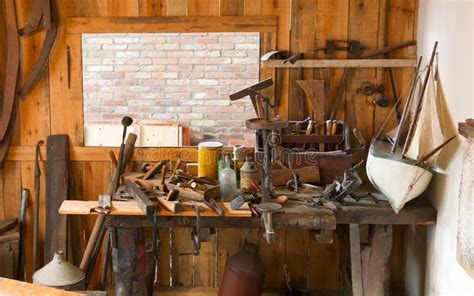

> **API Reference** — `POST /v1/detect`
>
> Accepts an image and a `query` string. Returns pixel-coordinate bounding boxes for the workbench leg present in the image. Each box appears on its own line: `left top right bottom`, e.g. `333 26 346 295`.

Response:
336 225 352 295
109 227 155 296
349 224 363 296
349 224 393 296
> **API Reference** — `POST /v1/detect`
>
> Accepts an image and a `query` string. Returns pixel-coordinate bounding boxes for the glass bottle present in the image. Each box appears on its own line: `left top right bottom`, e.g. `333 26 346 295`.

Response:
219 154 237 201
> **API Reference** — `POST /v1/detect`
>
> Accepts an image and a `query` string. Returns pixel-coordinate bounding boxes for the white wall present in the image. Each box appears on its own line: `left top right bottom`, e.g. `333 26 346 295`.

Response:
405 0 474 295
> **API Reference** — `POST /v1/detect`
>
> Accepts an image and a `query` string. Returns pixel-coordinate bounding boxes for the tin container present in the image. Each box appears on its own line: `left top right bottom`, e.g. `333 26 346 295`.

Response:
240 157 258 193
218 242 266 296
198 141 223 180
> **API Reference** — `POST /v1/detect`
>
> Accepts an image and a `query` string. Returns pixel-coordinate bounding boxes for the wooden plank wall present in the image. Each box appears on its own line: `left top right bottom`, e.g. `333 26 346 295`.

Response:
0 0 417 292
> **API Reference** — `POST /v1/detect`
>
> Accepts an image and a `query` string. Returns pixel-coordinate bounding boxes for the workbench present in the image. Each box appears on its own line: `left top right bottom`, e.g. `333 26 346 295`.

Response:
60 195 436 296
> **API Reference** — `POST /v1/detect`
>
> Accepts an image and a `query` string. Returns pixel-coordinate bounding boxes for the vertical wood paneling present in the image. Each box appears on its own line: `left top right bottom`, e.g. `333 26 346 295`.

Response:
288 0 317 120
216 228 240 286
309 230 340 290
49 33 84 146
220 0 244 16
314 0 349 117
346 0 382 141
187 0 209 16
20 161 46 282
374 0 417 132
157 228 171 286
285 229 310 289
262 0 291 119
78 0 108 17
138 0 166 16
171 227 194 286
2 162 22 219
244 0 262 15
82 161 111 285
107 0 139 16
167 0 187 16
15 0 51 145
69 162 85 266
260 228 286 289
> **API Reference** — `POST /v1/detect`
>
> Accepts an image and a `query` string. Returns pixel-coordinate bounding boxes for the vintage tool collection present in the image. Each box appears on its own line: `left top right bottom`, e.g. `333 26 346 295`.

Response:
0 1 429 291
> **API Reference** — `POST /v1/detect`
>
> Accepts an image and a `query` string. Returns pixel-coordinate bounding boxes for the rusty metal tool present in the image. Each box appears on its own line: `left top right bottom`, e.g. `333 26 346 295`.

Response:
17 188 29 280
203 198 224 217
261 51 288 108
284 53 302 64
32 140 44 273
18 0 60 99
67 45 71 89
229 78 274 118
329 40 416 121
315 40 366 56
125 180 156 217
143 159 169 180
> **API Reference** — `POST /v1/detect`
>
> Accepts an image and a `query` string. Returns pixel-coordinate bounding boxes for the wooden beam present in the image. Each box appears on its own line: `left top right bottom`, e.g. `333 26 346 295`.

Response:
262 59 417 68
44 135 69 263
7 146 200 162
65 16 277 33
361 225 393 296
350 224 363 296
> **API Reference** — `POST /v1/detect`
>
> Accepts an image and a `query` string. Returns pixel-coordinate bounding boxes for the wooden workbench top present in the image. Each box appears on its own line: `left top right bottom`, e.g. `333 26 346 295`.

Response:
59 192 436 230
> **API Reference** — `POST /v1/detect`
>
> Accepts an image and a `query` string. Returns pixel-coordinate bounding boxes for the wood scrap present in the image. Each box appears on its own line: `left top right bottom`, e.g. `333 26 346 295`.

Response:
44 134 69 263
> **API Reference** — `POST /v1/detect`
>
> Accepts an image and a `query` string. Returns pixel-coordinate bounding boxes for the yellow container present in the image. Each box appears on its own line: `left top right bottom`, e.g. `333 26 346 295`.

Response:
198 142 223 180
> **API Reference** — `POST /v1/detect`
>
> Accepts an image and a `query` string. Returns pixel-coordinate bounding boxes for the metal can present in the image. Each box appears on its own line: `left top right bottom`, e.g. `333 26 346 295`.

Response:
198 141 223 180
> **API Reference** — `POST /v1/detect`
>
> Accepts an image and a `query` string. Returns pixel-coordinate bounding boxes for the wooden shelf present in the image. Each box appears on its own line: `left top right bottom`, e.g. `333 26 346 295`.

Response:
262 58 417 68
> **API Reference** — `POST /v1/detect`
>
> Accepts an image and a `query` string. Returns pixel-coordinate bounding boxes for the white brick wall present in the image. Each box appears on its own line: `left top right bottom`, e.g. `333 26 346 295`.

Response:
82 32 260 146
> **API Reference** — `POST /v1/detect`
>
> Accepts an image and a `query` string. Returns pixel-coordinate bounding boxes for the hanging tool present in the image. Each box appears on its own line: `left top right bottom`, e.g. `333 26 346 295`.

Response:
329 40 416 121
67 45 71 89
32 140 44 273
17 188 29 280
315 40 366 56
179 205 201 256
0 0 20 144
284 53 302 64
260 50 288 109
18 0 60 99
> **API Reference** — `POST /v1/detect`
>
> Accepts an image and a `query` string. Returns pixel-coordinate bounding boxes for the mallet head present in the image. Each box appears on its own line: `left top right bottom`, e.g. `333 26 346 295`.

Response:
122 116 133 127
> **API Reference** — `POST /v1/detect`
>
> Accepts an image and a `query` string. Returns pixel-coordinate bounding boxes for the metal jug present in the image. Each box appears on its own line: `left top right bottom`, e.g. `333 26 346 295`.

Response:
218 242 266 296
